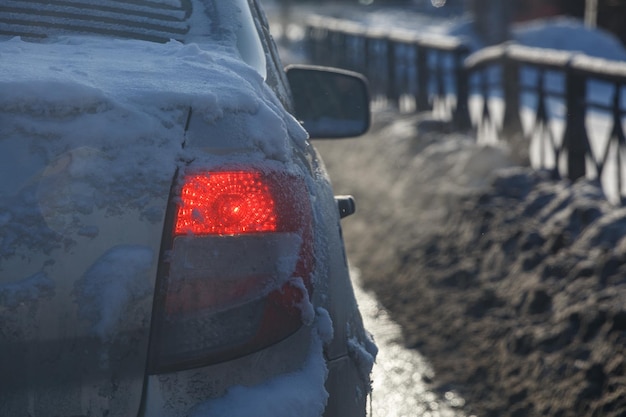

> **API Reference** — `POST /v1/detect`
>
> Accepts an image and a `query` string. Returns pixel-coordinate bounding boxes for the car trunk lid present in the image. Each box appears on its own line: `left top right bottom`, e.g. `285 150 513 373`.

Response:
0 32 292 415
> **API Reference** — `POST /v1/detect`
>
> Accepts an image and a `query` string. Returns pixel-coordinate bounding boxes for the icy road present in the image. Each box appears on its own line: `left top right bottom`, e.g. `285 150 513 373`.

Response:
353 268 467 417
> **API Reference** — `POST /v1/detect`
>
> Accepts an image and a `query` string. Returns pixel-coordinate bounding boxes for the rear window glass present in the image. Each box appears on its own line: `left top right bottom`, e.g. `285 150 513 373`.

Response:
0 0 266 77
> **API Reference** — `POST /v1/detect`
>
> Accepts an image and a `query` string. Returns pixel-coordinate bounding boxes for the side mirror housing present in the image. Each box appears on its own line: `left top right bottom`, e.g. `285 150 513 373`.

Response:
286 65 370 139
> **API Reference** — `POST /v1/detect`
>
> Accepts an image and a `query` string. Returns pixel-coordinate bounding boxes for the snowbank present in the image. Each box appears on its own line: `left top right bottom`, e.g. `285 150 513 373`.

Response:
317 110 626 417
514 17 626 61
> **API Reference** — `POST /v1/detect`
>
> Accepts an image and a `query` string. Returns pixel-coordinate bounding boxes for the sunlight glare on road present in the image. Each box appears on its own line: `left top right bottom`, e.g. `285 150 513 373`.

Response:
351 268 468 417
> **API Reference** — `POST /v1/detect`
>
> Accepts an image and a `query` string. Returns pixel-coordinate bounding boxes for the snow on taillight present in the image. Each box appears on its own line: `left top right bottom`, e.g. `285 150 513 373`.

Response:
148 169 314 373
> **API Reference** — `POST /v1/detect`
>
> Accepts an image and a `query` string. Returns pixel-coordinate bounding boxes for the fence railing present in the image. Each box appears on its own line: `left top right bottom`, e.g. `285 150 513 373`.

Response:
467 44 626 203
304 15 471 128
302 15 626 204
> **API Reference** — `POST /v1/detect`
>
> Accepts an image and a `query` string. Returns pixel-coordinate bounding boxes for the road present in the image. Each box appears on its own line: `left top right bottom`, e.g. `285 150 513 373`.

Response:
314 111 473 417
353 268 467 417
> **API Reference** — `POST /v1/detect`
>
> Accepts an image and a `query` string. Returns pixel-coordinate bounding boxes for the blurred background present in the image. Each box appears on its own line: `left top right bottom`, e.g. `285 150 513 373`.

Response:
261 1 626 417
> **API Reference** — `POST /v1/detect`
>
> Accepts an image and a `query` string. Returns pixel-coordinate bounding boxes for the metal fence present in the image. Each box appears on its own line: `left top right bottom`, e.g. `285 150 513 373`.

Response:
304 15 470 127
302 15 626 203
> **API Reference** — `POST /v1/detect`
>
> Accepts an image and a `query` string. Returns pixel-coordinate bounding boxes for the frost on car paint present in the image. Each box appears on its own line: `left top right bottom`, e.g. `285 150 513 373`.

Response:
0 37 301 260
190 308 334 417
0 32 314 417
75 245 154 341
1 1 375 415
0 272 55 310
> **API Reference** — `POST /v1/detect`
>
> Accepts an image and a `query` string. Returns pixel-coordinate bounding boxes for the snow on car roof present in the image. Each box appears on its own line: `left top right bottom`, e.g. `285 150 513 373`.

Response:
0 36 262 117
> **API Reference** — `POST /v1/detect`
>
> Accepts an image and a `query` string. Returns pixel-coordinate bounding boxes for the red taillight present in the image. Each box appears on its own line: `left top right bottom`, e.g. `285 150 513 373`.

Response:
175 172 278 236
148 169 314 373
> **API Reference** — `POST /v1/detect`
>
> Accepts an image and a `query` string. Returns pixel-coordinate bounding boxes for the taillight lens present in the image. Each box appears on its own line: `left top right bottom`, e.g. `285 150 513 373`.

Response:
148 169 314 373
174 172 278 236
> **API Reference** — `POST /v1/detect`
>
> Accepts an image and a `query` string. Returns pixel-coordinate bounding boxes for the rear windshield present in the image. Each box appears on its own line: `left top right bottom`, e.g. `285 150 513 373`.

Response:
0 0 266 76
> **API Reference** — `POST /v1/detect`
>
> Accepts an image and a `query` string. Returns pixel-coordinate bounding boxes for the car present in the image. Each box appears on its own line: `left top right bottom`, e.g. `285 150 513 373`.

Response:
0 1 376 416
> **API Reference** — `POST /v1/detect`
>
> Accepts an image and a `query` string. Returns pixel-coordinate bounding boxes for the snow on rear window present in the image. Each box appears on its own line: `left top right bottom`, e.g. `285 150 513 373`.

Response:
152 0 183 6
0 0 267 78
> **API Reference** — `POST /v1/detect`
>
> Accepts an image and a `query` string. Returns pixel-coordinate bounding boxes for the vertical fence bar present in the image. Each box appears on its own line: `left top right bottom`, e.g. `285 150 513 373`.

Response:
368 35 384 100
345 32 358 71
330 29 344 68
304 24 314 62
432 51 445 118
610 85 626 201
454 46 471 130
563 65 588 181
355 32 366 73
415 45 431 112
361 34 369 76
386 37 399 107
501 49 523 136
322 27 333 66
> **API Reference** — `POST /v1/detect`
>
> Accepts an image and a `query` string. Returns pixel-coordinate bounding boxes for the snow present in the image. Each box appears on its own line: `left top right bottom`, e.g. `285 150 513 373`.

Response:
513 17 626 61
0 4 329 416
0 1 371 415
190 311 331 417
75 245 154 341
0 37 265 113
0 34 299 258
290 277 316 326
0 271 55 309
5 0 626 414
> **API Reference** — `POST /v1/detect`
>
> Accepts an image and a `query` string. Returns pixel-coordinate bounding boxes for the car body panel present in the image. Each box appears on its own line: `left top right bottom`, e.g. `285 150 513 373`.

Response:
0 38 296 417
0 1 375 416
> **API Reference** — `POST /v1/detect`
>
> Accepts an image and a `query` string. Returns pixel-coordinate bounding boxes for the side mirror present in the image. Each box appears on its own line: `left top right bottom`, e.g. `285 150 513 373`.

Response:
285 65 370 139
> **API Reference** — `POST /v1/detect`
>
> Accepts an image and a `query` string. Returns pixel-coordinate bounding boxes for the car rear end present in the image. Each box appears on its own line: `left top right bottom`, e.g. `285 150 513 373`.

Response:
0 1 375 416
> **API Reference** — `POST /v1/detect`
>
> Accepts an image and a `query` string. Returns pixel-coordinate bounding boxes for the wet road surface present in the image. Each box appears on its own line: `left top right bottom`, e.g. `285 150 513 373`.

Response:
352 269 469 417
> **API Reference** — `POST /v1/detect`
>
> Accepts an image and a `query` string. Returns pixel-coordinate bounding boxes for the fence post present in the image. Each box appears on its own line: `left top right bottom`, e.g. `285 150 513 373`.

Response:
322 27 333 66
362 34 374 86
563 65 588 181
386 38 399 107
453 46 471 130
501 47 523 136
344 33 357 71
367 35 385 100
304 24 314 61
331 30 346 68
415 45 431 111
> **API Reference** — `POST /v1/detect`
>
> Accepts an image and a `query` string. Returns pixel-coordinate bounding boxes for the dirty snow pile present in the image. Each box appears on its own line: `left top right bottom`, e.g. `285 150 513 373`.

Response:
319 109 626 417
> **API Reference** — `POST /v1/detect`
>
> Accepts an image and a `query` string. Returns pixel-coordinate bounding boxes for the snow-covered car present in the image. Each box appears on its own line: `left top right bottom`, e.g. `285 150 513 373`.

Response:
0 1 376 416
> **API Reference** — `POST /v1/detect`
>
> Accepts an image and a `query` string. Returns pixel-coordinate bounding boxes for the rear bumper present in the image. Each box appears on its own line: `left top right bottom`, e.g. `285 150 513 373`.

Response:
139 322 370 417
140 324 315 417
324 355 370 417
